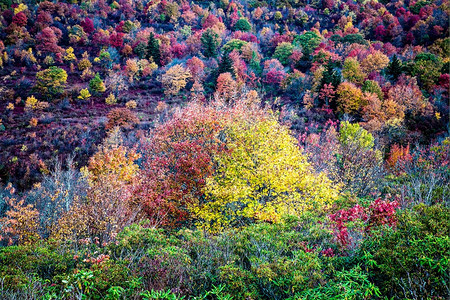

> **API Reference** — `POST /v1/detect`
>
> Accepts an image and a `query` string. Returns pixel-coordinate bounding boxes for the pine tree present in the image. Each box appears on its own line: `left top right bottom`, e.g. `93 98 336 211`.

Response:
147 32 161 66
214 52 234 88
387 54 403 81
321 62 341 89
89 73 106 95
218 52 233 76
249 51 262 75
201 28 220 58
320 62 342 110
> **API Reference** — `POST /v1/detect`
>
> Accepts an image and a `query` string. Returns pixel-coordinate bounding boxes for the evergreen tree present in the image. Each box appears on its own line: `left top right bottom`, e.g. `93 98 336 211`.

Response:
218 52 233 76
249 51 262 76
321 61 341 88
147 32 161 66
320 62 341 110
212 52 234 90
89 73 106 95
201 29 220 58
387 54 403 81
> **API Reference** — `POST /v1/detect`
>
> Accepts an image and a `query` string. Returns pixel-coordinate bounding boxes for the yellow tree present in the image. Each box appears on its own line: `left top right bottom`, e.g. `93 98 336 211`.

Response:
361 51 389 74
336 82 364 115
161 64 192 96
35 66 68 97
84 135 141 184
193 102 339 231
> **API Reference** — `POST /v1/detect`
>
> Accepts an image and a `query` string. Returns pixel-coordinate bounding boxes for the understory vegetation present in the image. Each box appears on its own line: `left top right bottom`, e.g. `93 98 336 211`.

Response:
0 0 449 299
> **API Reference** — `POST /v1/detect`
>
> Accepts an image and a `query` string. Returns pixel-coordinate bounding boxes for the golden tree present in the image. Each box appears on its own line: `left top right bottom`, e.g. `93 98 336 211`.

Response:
336 82 364 114
53 129 142 243
161 64 192 96
361 51 389 74
342 57 366 85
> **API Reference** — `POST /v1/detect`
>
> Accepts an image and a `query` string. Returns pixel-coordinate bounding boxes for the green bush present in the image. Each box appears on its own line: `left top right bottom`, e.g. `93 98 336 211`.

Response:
360 204 450 299
222 39 248 53
294 266 380 299
339 121 374 150
0 243 76 289
273 42 294 65
34 66 68 97
233 18 252 32
218 222 328 299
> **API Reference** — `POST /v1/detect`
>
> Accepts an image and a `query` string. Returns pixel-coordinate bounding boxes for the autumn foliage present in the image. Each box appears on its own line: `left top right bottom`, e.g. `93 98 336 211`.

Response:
136 98 338 231
161 64 192 96
0 184 40 245
0 0 448 298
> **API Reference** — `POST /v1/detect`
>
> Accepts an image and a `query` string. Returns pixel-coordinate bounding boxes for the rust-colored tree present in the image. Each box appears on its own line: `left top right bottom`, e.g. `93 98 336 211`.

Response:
135 101 227 228
0 184 40 245
214 72 238 103
105 108 140 130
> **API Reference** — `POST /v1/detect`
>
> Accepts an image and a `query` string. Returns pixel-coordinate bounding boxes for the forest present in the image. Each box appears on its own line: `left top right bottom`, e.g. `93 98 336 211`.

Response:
0 0 449 299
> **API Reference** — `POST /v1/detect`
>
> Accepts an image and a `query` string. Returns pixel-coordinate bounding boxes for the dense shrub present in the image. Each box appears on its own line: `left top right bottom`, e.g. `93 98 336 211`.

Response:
360 204 450 299
0 220 389 299
34 67 68 97
105 108 140 130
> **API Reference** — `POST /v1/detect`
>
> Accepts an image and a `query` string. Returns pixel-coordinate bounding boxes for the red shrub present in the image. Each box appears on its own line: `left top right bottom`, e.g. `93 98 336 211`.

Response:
329 204 368 248
328 198 399 250
81 17 95 34
109 32 124 48
12 12 27 27
366 198 399 231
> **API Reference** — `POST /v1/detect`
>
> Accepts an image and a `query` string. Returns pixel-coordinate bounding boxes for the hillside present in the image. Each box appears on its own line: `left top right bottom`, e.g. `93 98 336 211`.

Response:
0 0 449 299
